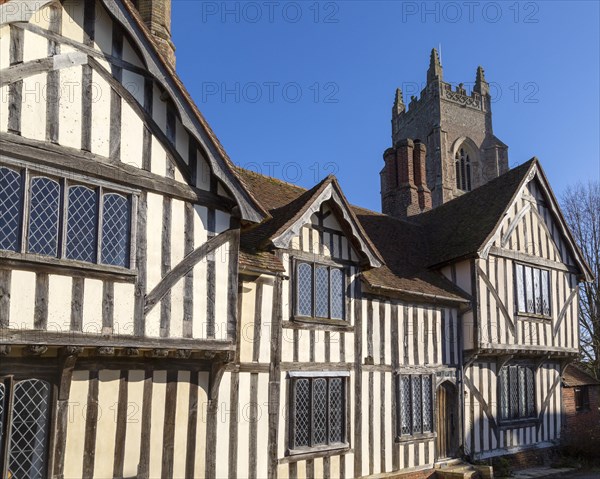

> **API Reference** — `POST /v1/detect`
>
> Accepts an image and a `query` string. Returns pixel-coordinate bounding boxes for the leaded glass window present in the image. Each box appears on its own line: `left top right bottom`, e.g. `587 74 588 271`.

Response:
329 378 343 443
0 383 5 458
397 374 433 436
399 376 411 435
312 379 328 445
290 376 347 450
297 263 313 317
101 193 130 267
294 379 310 448
515 264 551 317
0 167 22 252
66 186 98 263
295 262 345 320
28 177 60 256
0 163 134 270
330 269 344 319
422 376 432 432
315 266 329 318
0 378 51 479
499 364 536 421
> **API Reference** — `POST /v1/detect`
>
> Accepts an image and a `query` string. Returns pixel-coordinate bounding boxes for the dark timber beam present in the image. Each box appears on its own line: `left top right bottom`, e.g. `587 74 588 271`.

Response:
144 229 236 315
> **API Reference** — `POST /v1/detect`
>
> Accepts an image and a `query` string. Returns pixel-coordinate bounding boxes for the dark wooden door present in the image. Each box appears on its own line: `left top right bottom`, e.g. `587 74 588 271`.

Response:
436 382 458 459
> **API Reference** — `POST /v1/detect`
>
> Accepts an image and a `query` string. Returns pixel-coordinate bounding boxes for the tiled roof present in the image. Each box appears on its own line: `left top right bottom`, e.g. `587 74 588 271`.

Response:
415 159 536 267
563 364 600 387
117 0 268 221
235 168 473 302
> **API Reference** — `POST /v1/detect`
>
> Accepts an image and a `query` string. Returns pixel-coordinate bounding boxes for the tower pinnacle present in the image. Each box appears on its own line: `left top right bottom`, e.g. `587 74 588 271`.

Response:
474 66 489 96
427 48 443 84
393 88 405 115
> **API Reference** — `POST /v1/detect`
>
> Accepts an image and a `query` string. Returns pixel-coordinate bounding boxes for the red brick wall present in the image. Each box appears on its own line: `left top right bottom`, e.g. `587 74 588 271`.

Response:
492 447 556 471
563 385 600 434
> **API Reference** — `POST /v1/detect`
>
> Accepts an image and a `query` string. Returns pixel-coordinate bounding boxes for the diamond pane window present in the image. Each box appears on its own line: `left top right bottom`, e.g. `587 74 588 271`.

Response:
329 378 343 443
516 263 551 316
297 263 313 317
291 376 347 450
399 376 411 435
397 375 434 437
312 379 327 445
412 376 422 433
28 177 60 256
533 268 542 314
422 376 432 432
315 266 329 318
295 262 346 320
330 268 344 319
294 379 310 448
7 379 51 479
0 383 5 456
516 264 525 313
500 368 509 420
66 186 98 263
499 364 536 421
101 193 130 267
0 167 22 252
541 270 550 316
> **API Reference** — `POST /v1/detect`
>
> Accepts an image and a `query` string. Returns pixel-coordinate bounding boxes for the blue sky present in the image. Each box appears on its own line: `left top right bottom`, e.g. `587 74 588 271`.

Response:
172 1 600 212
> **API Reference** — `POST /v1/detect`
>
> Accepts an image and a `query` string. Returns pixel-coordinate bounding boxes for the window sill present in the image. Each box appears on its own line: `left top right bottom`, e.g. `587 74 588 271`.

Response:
395 432 436 443
289 316 353 331
285 443 350 460
516 313 552 322
0 250 136 282
498 418 539 429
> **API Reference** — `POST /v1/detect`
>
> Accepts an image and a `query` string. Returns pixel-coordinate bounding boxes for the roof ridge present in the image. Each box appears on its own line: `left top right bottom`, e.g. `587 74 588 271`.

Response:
235 166 309 194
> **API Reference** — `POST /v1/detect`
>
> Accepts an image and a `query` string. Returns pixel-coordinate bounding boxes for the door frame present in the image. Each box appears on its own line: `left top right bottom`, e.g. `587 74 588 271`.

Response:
436 379 459 460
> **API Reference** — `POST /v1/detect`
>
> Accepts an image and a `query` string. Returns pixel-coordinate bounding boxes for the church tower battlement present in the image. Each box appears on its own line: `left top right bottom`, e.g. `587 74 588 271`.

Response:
382 49 509 219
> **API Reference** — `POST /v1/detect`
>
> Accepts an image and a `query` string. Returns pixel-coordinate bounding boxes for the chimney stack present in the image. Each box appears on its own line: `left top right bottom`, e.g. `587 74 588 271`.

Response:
413 140 432 212
135 0 176 68
380 138 431 218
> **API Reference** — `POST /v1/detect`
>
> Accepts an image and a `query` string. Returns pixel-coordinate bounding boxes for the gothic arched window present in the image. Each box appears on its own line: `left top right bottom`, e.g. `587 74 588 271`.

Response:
455 148 472 192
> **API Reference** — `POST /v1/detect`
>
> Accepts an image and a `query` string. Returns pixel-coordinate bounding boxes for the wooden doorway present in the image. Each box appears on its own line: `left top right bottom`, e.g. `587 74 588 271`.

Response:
436 381 458 459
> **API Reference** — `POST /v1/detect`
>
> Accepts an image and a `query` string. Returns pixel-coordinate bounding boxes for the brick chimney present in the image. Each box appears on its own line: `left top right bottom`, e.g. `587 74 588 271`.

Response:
413 140 432 212
134 0 176 68
380 138 431 218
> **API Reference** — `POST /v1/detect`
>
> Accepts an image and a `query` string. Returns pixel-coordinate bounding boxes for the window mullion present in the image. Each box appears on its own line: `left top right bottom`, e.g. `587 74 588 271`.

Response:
325 378 330 445
96 187 104 264
312 263 316 318
328 267 332 320
20 169 30 254
1 378 15 478
58 178 68 259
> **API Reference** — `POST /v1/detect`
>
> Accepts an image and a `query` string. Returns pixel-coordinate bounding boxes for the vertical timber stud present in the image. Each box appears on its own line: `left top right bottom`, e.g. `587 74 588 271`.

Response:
8 24 23 134
46 4 61 143
53 349 80 479
112 370 129 479
228 217 241 341
205 353 230 479
268 273 284 479
81 0 95 151
82 370 99 479
135 81 153 336
109 26 123 161
354 276 363 478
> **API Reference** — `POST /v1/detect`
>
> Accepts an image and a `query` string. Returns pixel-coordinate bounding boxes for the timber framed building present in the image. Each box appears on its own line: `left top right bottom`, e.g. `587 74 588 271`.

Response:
0 1 594 478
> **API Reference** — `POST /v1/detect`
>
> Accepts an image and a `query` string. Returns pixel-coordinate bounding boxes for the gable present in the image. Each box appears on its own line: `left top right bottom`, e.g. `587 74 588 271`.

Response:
288 201 361 263
0 0 263 221
481 163 592 280
269 179 383 268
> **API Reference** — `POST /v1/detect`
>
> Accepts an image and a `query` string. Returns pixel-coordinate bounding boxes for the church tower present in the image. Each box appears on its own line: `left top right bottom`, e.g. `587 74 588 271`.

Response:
381 49 509 219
